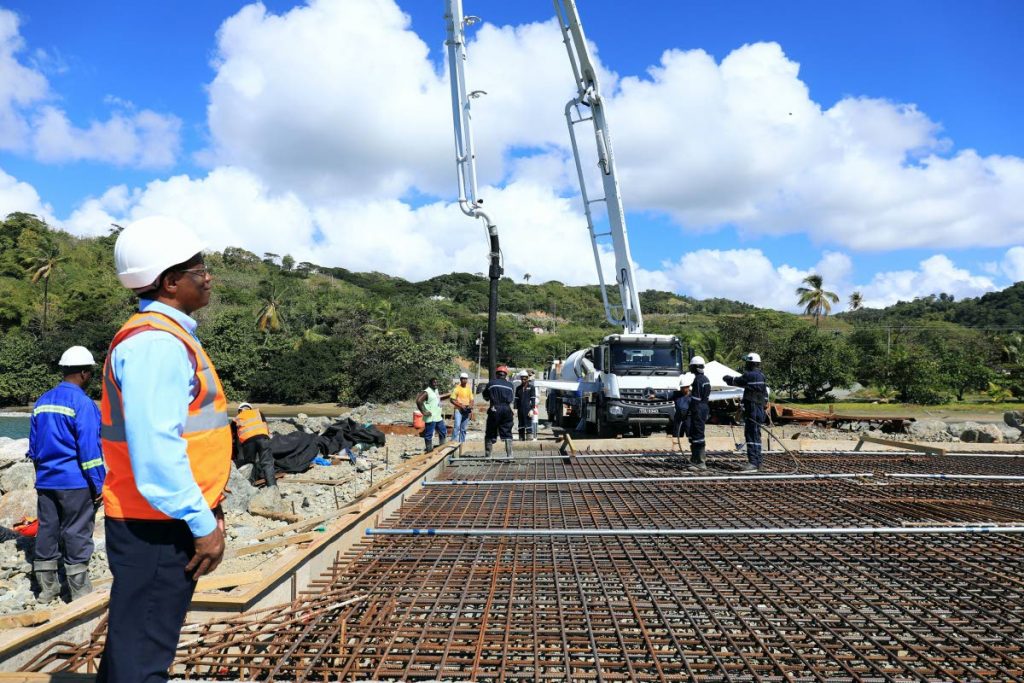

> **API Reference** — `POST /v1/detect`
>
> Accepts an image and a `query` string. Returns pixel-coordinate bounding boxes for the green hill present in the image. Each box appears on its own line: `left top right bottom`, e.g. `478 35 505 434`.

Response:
2 212 1022 405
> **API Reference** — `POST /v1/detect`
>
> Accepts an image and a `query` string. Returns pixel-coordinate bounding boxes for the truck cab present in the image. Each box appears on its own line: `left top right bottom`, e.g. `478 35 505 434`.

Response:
551 333 684 436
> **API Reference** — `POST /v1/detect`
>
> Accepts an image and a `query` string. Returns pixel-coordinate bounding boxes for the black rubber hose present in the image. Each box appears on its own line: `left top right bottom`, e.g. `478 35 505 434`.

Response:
487 227 502 379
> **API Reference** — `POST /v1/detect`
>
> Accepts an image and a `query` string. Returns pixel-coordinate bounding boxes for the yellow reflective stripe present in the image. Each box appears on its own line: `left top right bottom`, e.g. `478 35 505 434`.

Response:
34 405 76 418
81 458 104 470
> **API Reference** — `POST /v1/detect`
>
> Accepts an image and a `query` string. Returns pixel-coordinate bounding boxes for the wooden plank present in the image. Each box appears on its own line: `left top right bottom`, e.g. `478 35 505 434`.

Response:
0 674 95 682
224 532 318 559
0 610 52 631
0 591 108 659
855 434 947 456
194 570 264 593
282 477 355 486
249 507 301 523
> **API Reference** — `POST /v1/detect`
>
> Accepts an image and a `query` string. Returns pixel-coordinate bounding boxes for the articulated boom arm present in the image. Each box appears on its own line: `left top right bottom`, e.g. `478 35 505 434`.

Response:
445 0 502 378
554 0 644 334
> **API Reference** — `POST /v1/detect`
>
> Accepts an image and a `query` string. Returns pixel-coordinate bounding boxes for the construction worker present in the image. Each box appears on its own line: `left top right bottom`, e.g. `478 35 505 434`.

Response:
28 346 105 603
234 403 276 487
515 370 538 441
725 352 769 472
671 375 694 443
688 356 711 470
416 377 448 452
483 365 514 458
97 216 231 683
450 373 474 443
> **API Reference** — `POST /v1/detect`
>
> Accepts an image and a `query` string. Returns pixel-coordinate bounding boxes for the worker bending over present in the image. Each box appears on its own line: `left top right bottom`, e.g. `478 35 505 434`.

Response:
688 356 711 470
29 346 106 603
483 365 515 458
97 216 231 682
515 370 538 441
725 352 769 472
234 403 276 487
450 373 474 443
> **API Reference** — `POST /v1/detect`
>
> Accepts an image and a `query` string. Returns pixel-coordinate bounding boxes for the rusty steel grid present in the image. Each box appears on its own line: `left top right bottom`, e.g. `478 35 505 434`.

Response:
24 449 1024 681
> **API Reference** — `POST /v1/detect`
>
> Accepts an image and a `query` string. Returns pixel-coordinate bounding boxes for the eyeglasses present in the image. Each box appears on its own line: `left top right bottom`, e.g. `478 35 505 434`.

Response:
175 266 213 279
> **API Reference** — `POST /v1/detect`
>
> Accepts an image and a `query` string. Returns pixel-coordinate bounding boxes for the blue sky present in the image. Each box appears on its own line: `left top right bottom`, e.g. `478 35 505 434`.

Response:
2 0 1023 310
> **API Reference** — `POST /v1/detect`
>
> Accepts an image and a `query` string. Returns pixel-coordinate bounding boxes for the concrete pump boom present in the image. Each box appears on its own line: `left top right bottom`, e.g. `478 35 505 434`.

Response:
554 0 644 334
444 0 502 378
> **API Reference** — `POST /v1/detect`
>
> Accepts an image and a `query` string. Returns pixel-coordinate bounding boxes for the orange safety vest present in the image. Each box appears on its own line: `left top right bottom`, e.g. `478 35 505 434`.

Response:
101 311 231 521
235 408 270 443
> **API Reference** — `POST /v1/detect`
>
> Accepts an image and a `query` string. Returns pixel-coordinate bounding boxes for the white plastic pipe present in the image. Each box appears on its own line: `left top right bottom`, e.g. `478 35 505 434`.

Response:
366 525 1024 537
425 473 874 486
886 473 1024 481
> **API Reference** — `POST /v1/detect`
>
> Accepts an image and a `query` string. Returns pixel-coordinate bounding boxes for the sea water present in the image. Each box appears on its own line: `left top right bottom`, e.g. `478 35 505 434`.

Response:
0 414 30 440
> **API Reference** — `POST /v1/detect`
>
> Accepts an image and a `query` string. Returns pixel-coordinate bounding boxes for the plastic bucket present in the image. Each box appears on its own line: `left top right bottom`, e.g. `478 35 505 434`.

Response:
412 410 425 430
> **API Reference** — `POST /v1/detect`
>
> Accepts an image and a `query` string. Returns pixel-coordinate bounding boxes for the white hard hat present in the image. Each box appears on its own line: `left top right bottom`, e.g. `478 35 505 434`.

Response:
459 372 469 379
519 370 529 377
689 356 706 366
115 216 205 291
238 402 253 411
58 346 95 368
745 352 761 363
679 374 694 388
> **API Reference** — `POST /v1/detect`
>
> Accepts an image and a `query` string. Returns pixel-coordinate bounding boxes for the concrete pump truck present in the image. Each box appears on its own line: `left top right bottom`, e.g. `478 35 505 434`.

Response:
444 1 741 437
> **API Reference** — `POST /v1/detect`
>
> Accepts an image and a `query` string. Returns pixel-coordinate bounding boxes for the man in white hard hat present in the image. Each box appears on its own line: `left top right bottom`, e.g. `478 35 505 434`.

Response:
233 402 276 487
97 216 231 682
28 346 105 604
687 356 711 470
671 374 694 445
514 370 538 441
725 352 769 472
450 373 474 443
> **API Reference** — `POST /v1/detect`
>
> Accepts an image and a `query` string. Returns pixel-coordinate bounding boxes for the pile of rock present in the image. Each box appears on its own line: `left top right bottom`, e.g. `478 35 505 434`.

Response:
0 438 35 528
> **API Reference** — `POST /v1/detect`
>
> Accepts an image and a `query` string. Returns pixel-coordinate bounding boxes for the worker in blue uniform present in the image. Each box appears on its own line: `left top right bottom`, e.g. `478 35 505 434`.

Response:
28 345 106 603
725 352 769 472
483 365 515 459
688 356 711 470
671 375 694 442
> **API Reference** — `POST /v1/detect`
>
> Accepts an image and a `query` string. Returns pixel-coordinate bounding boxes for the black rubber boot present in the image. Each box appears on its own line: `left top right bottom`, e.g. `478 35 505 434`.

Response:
689 444 707 471
504 439 514 460
33 560 61 602
66 563 92 601
484 441 493 458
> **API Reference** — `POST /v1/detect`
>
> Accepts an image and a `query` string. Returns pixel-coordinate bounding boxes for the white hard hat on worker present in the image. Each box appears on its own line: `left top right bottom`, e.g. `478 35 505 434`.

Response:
58 346 95 368
689 356 705 367
114 216 205 292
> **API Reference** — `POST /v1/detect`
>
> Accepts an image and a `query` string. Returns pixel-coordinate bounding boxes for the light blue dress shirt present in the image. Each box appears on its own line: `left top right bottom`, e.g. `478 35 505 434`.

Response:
108 299 217 537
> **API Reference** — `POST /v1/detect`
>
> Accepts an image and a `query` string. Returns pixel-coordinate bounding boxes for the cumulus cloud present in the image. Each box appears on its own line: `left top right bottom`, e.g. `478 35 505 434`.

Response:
0 166 54 221
1000 247 1024 284
858 255 997 308
0 8 180 167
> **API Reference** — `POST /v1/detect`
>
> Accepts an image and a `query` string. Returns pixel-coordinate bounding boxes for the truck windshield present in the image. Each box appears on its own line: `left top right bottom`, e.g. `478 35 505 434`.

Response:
609 344 682 371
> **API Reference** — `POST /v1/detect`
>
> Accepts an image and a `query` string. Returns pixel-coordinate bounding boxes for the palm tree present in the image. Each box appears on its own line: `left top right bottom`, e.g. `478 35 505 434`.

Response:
848 291 863 311
256 282 286 334
523 273 531 284
795 274 839 327
366 300 398 335
29 243 65 333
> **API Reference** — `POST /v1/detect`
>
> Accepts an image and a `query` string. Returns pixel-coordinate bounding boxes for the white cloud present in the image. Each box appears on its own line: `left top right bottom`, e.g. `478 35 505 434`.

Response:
0 8 180 168
858 255 996 308
1001 247 1024 283
604 42 1024 250
0 166 54 222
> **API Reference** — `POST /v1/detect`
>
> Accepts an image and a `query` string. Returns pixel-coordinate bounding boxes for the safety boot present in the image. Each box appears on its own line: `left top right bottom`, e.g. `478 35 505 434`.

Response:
33 560 61 603
504 439 514 460
688 444 707 471
66 563 92 601
484 441 493 458
738 462 759 473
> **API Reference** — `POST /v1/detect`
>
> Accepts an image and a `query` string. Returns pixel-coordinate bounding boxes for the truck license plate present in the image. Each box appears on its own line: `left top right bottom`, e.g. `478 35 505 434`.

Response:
639 408 659 414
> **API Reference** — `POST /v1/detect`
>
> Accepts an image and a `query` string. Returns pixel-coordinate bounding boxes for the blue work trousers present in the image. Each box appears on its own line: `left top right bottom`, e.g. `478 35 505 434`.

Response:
35 488 95 565
97 519 197 683
423 420 447 452
744 401 766 467
453 408 472 443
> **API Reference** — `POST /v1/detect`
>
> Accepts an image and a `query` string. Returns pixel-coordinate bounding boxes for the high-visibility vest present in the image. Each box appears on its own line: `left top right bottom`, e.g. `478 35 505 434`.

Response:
235 408 270 443
101 311 231 521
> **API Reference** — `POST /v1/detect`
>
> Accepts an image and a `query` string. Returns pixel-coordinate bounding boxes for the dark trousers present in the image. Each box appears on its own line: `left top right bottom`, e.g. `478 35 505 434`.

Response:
485 405 514 444
689 403 709 457
97 519 197 683
517 409 534 440
744 401 765 467
240 435 276 485
672 411 690 439
35 488 95 565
